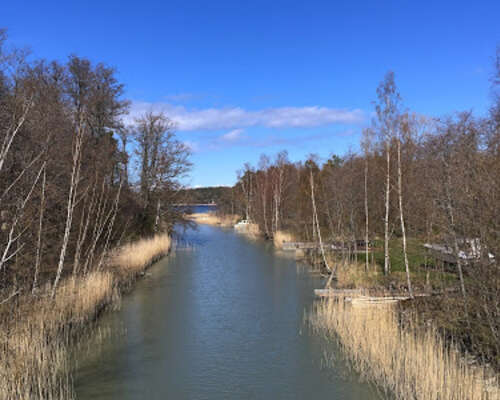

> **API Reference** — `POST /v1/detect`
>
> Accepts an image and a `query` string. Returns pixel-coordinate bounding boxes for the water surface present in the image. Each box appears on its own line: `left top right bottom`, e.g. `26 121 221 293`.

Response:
75 225 378 399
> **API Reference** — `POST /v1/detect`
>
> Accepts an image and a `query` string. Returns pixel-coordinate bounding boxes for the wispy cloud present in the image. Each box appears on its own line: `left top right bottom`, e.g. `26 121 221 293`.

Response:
128 102 365 131
186 129 355 153
221 128 245 141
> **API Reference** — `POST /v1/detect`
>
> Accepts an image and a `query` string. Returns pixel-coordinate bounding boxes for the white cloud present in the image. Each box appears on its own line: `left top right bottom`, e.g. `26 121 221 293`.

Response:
127 102 364 131
221 128 244 141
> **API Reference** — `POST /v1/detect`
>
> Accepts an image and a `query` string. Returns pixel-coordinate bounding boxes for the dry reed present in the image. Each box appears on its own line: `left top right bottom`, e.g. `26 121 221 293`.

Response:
333 261 381 289
0 234 171 400
187 212 239 227
235 222 261 239
273 230 294 249
310 298 498 400
110 233 171 283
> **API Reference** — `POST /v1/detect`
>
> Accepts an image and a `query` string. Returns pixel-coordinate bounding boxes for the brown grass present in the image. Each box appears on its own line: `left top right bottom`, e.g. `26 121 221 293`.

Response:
310 298 498 400
110 233 171 284
235 222 261 239
273 230 294 249
187 212 239 227
0 234 171 400
333 261 382 289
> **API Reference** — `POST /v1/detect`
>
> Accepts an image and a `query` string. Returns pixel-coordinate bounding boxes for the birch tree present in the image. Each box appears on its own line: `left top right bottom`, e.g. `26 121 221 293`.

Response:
375 71 401 275
398 114 413 297
361 128 372 271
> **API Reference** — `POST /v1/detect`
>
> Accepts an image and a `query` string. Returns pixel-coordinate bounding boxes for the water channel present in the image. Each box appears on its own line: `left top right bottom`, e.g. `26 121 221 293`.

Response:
75 223 378 399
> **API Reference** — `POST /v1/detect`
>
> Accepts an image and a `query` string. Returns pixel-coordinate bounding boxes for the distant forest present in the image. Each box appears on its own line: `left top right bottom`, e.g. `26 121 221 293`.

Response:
181 186 233 206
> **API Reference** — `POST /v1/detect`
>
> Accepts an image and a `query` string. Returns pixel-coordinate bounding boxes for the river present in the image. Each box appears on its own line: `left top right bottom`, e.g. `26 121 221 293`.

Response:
74 224 378 399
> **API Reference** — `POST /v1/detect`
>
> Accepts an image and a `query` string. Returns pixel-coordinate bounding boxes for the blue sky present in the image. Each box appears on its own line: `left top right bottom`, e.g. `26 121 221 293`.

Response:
4 0 499 186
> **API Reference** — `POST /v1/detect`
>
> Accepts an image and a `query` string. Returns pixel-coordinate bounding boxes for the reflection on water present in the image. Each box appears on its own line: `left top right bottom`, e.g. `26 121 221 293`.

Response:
75 225 378 399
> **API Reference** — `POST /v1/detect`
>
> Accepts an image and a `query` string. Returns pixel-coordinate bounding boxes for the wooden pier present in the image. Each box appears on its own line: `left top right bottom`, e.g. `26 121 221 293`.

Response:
314 288 367 298
282 241 373 252
314 288 438 307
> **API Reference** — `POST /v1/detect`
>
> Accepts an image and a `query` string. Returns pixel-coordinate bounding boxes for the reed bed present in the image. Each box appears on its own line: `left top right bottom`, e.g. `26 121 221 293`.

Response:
333 261 382 289
240 222 261 239
310 298 498 400
187 212 239 227
273 230 294 249
0 234 171 400
110 233 171 283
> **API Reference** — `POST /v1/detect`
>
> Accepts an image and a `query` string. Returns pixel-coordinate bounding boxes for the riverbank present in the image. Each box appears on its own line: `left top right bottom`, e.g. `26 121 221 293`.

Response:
186 212 239 227
0 234 171 400
306 261 499 399
271 234 499 398
310 297 498 400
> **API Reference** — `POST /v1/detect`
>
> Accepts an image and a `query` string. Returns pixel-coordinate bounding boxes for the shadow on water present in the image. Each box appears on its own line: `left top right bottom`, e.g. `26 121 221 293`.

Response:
74 225 381 400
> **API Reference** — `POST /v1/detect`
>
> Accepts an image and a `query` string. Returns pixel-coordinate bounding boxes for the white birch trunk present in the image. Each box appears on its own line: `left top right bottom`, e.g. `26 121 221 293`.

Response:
52 119 84 298
397 139 413 297
384 141 391 275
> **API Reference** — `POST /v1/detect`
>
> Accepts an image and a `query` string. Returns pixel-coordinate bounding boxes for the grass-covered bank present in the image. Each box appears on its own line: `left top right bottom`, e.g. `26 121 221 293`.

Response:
310 298 499 400
0 234 171 400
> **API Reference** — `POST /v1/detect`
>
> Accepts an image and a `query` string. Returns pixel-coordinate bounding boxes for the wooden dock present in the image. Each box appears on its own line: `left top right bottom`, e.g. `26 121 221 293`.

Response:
315 288 436 307
314 288 367 298
283 241 373 252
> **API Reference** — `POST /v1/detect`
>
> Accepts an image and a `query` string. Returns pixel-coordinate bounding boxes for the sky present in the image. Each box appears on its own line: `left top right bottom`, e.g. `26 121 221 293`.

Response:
3 0 499 187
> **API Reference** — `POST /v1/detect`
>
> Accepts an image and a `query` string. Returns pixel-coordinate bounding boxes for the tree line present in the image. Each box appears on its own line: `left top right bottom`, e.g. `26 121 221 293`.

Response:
0 30 191 294
220 49 500 367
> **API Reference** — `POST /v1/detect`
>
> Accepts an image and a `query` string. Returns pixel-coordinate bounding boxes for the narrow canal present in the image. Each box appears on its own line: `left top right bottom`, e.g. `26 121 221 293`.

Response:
75 224 378 399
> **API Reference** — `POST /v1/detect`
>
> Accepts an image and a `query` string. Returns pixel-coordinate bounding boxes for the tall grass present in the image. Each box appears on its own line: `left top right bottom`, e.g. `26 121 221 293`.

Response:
0 272 116 400
187 212 239 227
0 234 171 400
332 261 381 289
273 230 294 249
245 222 261 239
110 233 171 284
310 298 498 400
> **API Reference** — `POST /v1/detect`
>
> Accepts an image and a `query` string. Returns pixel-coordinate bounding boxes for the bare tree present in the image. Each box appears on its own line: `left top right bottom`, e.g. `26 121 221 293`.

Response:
307 158 331 275
398 114 413 297
375 71 401 275
238 163 254 221
133 111 191 232
361 128 372 271
52 115 85 297
32 164 46 292
272 151 288 233
256 154 271 237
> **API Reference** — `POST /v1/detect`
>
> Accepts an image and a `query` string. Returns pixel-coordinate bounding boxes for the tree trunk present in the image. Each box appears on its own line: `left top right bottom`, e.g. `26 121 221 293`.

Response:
310 170 331 274
154 198 161 231
32 165 46 292
364 154 369 271
72 181 97 275
384 141 391 275
52 119 84 298
397 139 413 297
